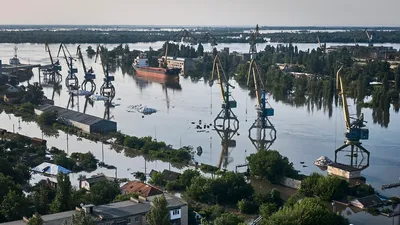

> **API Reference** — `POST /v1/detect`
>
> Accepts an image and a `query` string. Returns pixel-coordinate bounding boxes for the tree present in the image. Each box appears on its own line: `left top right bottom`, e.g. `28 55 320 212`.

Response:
259 203 278 219
263 198 349 225
247 150 297 183
89 181 120 205
37 110 58 126
0 190 27 221
72 210 96 225
197 43 204 57
149 172 166 186
32 184 52 214
213 212 244 225
179 169 200 188
237 199 258 214
51 172 72 213
27 213 44 225
146 195 171 225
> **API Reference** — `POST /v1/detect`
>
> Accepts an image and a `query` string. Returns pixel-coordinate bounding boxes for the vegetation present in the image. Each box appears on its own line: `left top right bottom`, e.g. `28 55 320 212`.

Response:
50 172 72 213
262 197 349 225
114 132 193 164
27 213 44 225
186 171 254 205
37 111 58 126
71 210 96 225
146 195 171 225
247 150 299 183
89 181 121 205
166 169 200 192
299 173 349 201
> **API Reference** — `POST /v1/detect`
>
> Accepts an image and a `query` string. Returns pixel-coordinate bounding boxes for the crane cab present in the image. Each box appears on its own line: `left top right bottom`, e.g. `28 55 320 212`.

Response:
104 76 115 82
69 68 78 74
346 128 369 141
85 73 96 80
53 65 62 71
263 108 274 117
222 100 237 109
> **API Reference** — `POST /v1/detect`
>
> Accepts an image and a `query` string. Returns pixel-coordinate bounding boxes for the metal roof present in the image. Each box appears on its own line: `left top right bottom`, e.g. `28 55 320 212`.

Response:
36 104 115 126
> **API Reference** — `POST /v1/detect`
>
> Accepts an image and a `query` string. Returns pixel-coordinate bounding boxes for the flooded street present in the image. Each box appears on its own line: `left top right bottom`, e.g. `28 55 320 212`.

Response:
0 43 399 200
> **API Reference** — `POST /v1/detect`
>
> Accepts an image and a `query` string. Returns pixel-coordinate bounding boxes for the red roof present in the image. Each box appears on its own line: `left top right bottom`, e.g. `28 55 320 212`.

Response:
120 181 163 198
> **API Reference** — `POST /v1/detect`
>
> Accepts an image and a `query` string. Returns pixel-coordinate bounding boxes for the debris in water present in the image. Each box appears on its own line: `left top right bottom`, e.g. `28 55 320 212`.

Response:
127 104 157 115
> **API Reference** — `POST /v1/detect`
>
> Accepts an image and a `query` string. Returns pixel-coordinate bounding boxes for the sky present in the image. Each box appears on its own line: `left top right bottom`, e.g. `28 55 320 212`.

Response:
0 0 399 27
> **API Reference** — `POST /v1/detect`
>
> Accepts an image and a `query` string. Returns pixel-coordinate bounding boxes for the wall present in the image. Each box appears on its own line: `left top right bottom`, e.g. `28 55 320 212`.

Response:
70 120 91 133
280 177 302 190
180 205 188 225
91 120 117 133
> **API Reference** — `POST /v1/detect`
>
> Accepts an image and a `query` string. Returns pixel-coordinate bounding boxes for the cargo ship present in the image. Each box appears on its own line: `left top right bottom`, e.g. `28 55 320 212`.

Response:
132 56 180 79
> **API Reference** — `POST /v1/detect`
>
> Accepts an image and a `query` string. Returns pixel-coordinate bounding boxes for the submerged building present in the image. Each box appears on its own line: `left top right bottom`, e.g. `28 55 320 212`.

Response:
34 104 117 133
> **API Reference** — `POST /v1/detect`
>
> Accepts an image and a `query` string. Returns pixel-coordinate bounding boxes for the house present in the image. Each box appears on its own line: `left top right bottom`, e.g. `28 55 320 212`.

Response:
3 193 188 225
120 181 163 198
30 137 47 146
350 194 383 209
79 174 115 190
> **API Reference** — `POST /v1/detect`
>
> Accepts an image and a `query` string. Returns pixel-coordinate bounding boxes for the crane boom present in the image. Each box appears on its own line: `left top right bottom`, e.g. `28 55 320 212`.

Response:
317 36 322 49
336 66 351 130
45 43 54 65
57 44 72 68
76 45 87 74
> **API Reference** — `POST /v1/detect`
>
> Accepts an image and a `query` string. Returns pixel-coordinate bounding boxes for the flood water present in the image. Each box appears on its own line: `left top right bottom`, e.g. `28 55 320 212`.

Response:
0 42 400 202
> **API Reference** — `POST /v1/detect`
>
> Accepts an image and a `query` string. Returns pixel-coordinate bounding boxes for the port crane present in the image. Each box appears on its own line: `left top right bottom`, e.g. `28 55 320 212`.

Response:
211 54 239 169
364 28 373 47
39 43 62 86
160 29 197 68
201 32 218 47
57 43 79 90
247 60 276 150
316 36 326 53
335 66 370 170
95 45 116 101
247 25 276 150
76 45 96 94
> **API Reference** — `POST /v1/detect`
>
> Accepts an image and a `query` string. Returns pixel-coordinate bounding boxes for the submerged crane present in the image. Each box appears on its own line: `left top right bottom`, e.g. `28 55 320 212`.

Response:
77 45 96 94
211 54 239 169
247 24 276 150
365 28 373 47
57 43 79 90
40 44 62 86
201 32 218 47
335 66 370 170
95 45 115 101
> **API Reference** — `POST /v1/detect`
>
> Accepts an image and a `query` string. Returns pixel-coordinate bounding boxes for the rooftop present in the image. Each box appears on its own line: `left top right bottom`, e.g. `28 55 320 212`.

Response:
0 194 186 225
328 163 361 172
120 181 163 197
352 194 383 208
35 104 115 126
83 174 115 185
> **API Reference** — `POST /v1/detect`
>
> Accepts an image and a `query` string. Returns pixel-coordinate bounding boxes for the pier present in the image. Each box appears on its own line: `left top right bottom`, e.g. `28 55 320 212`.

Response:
381 182 400 190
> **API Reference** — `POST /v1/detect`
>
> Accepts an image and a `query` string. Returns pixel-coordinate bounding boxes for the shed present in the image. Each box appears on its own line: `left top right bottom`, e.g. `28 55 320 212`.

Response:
350 194 383 209
34 104 117 133
79 174 115 190
161 169 181 182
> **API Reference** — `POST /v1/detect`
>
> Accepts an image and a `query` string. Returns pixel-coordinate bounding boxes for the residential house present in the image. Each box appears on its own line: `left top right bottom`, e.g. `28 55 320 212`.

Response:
350 194 383 209
120 181 163 198
3 193 188 225
79 174 115 190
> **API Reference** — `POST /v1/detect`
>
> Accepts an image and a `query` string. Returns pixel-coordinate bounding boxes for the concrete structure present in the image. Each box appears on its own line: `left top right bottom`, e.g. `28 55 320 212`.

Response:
3 194 188 225
327 163 362 179
120 181 163 197
79 174 115 190
159 56 196 75
34 104 117 133
350 194 383 209
280 177 302 190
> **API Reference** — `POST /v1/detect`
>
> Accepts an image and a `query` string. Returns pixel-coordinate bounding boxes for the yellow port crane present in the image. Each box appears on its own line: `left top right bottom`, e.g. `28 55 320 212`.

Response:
210 54 239 170
335 66 370 169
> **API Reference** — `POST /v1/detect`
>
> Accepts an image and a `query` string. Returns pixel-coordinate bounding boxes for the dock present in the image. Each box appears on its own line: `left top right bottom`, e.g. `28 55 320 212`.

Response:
381 182 400 190
1 63 41 72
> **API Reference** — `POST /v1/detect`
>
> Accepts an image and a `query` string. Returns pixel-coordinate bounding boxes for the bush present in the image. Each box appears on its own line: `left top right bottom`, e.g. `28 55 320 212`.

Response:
299 173 349 201
237 199 258 214
37 111 58 126
259 203 278 218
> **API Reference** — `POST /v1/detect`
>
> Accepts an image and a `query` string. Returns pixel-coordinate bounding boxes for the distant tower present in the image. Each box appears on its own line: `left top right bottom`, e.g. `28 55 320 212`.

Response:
249 24 260 59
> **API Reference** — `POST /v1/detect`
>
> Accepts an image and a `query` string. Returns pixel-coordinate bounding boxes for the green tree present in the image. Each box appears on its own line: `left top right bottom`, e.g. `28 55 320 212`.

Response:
179 169 200 187
31 184 52 214
37 111 58 126
197 43 204 57
89 181 120 205
237 199 258 214
263 198 349 225
149 171 167 186
247 150 297 183
72 210 96 225
27 213 44 225
199 205 225 221
213 212 244 225
51 172 72 213
146 195 171 225
259 203 278 219
0 190 27 221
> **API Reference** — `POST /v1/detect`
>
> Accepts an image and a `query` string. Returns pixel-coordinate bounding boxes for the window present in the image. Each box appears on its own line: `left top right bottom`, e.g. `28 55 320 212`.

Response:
173 209 180 215
134 216 139 223
127 218 131 223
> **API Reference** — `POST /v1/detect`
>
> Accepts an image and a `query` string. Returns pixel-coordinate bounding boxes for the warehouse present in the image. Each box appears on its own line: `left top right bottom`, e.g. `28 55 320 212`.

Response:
34 104 117 134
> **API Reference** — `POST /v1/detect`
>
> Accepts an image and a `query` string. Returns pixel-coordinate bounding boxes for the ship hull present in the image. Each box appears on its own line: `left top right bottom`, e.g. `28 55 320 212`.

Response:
133 66 180 80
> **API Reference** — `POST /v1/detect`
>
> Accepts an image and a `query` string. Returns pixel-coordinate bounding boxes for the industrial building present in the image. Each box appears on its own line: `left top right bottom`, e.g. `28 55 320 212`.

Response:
159 56 197 75
4 193 188 225
34 104 117 134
